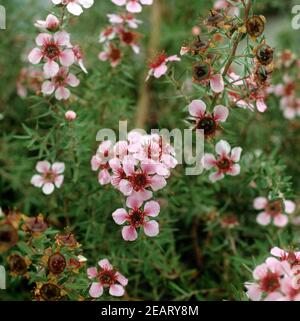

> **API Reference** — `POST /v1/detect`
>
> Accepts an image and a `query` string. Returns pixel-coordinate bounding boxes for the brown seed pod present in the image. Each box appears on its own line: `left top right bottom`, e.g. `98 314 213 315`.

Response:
8 254 28 275
206 10 224 27
246 15 265 38
0 222 18 253
192 62 211 83
256 44 274 66
47 252 66 275
40 283 62 301
190 37 209 55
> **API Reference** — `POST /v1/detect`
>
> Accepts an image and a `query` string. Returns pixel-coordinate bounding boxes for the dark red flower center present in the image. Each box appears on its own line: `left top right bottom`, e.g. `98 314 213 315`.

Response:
130 172 149 191
266 200 282 217
217 157 232 171
192 63 210 82
8 254 27 275
197 115 217 136
260 272 280 293
149 53 167 69
98 269 117 286
48 253 67 275
40 283 61 301
129 208 145 228
43 42 60 60
109 46 121 61
121 31 134 44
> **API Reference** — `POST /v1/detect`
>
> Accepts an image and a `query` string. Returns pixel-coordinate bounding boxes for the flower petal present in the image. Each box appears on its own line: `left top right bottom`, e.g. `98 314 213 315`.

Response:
36 161 51 173
144 201 160 217
213 105 229 122
253 197 268 210
122 226 138 241
42 182 55 195
109 284 125 297
256 212 271 226
112 208 128 225
188 99 206 117
215 140 231 156
143 220 159 237
210 74 224 93
89 282 103 298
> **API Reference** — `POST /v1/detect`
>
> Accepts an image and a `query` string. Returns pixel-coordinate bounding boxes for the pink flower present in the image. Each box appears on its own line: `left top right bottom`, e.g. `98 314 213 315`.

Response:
28 31 75 78
214 0 240 17
188 99 229 137
91 141 114 185
203 140 242 182
270 247 300 265
119 29 140 54
146 53 181 80
112 197 160 241
52 0 94 16
41 67 80 100
107 13 142 29
65 110 77 121
253 197 295 227
118 156 166 199
273 75 296 98
245 259 290 301
99 26 116 43
111 0 153 13
99 44 122 68
31 161 65 195
72 45 88 73
34 14 60 31
87 259 128 298
280 96 300 120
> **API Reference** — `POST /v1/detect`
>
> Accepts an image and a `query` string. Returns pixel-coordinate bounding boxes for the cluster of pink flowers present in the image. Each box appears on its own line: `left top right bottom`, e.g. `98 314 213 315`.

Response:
98 0 153 67
91 131 177 241
245 247 300 301
27 2 91 100
16 67 44 98
253 196 296 228
271 50 300 119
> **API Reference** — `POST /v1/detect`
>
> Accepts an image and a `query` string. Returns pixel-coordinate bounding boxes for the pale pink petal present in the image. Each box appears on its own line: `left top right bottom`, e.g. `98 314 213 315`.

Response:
109 284 125 297
36 33 52 46
87 267 98 279
253 197 268 210
150 175 167 191
126 196 143 209
213 105 229 122
126 0 142 13
41 81 55 95
42 182 55 195
116 272 128 286
253 263 268 280
203 153 217 170
227 164 240 176
67 2 83 15
209 171 224 182
89 282 103 298
98 259 112 270
144 201 160 217
166 55 181 62
143 220 159 237
52 162 65 174
141 161 156 174
256 212 271 226
140 0 153 4
111 0 126 5
44 60 59 78
270 247 286 258
274 214 288 227
256 99 267 113
128 190 153 202
231 147 242 162
31 174 44 187
119 179 133 196
98 51 108 61
210 74 224 93
284 200 296 214
55 86 70 100
28 48 43 64
59 49 75 67
54 174 64 188
122 157 135 176
54 31 70 46
66 73 80 87
122 226 138 241
91 155 101 171
188 99 206 117
245 283 262 301
215 140 231 156
109 158 121 171
98 169 111 185
153 64 168 78
112 208 128 225
36 161 51 173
